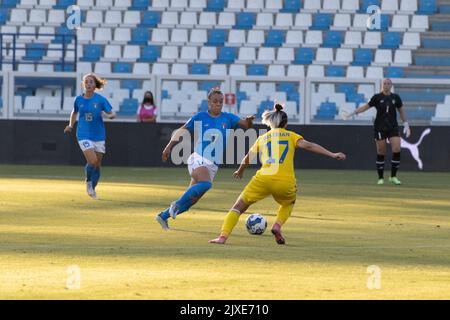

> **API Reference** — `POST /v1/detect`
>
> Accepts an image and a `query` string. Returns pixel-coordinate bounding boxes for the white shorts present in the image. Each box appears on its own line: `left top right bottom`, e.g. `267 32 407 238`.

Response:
187 152 219 181
78 140 106 154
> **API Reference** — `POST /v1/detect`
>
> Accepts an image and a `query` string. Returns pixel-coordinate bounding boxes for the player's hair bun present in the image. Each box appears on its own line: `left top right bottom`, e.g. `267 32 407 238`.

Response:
274 103 283 112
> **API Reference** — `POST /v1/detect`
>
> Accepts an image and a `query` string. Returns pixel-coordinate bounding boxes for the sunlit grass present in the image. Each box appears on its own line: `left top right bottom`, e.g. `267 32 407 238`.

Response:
1 165 450 299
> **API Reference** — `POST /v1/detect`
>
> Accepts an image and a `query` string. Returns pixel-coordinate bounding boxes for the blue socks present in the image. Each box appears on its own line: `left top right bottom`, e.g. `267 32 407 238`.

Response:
160 208 170 220
160 181 212 221
85 164 100 188
85 164 95 182
92 167 101 188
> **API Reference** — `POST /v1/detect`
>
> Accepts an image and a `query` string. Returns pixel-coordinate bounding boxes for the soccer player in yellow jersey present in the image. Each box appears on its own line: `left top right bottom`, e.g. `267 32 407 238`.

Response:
210 103 346 245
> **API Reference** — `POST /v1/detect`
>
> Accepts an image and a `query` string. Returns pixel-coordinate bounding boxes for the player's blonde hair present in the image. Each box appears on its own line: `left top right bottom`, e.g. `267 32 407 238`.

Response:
82 73 106 90
262 103 288 129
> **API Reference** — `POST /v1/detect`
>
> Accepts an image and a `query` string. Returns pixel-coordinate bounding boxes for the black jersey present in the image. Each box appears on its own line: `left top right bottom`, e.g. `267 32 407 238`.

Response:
368 93 403 131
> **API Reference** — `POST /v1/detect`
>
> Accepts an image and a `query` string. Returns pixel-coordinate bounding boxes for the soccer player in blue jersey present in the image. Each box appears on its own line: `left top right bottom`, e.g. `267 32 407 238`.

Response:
64 73 116 199
156 87 255 230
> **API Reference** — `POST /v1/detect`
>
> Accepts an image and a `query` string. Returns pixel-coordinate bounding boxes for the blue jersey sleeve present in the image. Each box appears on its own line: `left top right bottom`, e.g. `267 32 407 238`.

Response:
73 97 79 113
102 96 113 113
229 113 241 129
185 113 201 132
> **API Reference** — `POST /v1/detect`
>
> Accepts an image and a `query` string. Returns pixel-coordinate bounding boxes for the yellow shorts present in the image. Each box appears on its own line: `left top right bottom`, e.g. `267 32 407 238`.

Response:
240 174 297 206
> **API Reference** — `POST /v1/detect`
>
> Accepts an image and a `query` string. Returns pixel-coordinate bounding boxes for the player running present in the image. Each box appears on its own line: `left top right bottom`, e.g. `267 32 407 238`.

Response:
209 103 346 245
64 73 116 199
343 78 411 185
156 87 255 230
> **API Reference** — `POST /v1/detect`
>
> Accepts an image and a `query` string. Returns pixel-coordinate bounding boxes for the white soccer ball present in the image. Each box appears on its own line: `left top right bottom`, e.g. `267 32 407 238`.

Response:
245 214 267 235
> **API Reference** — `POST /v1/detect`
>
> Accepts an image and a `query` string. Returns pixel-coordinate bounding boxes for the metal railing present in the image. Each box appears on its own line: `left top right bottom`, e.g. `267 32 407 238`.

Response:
0 32 77 71
0 72 449 126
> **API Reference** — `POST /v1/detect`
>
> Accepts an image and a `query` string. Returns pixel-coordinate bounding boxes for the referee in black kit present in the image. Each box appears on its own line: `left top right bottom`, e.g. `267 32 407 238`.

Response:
345 78 411 185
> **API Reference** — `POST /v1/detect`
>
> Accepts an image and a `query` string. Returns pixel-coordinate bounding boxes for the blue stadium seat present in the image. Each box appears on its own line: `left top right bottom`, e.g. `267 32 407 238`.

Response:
385 67 404 78
235 12 256 29
206 0 225 12
311 13 332 30
431 21 450 31
121 79 140 93
380 32 401 49
278 83 296 94
131 0 150 10
199 81 221 92
206 29 227 46
248 64 267 76
215 47 237 64
161 89 169 99
0 9 9 24
191 63 209 75
55 63 75 72
54 0 75 9
130 28 150 45
53 26 75 44
406 106 433 120
418 0 437 14
138 45 160 62
416 56 450 66
352 49 373 66
287 92 300 104
120 98 139 115
113 62 132 73
80 44 103 62
423 39 450 49
325 66 345 77
315 102 337 120
236 91 247 109
360 0 380 13
294 48 315 65
347 93 366 105
1 0 18 7
199 100 209 112
23 43 46 61
140 11 161 27
282 0 302 13
337 84 356 96
440 4 450 13
264 30 285 47
380 14 390 31
323 31 343 48
257 100 274 117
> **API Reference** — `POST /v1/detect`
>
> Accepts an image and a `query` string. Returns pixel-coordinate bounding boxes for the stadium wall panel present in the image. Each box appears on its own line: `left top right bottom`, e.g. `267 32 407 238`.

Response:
0 120 448 172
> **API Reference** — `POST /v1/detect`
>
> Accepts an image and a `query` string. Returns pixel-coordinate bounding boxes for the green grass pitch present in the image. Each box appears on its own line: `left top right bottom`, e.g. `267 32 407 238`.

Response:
1 165 450 299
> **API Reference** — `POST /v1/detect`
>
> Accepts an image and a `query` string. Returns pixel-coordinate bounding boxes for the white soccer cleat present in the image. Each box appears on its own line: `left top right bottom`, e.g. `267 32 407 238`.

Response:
86 181 97 199
155 214 170 231
168 201 180 219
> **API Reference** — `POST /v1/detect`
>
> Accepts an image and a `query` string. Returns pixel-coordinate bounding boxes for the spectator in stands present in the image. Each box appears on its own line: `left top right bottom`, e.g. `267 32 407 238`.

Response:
137 91 157 123
64 73 116 199
344 78 411 185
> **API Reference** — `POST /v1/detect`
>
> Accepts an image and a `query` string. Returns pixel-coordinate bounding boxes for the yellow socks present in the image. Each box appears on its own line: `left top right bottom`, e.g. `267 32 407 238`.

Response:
275 202 294 226
221 209 241 237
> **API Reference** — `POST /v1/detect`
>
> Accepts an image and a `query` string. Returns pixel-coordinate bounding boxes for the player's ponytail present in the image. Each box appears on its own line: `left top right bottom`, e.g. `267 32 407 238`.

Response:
262 102 288 129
